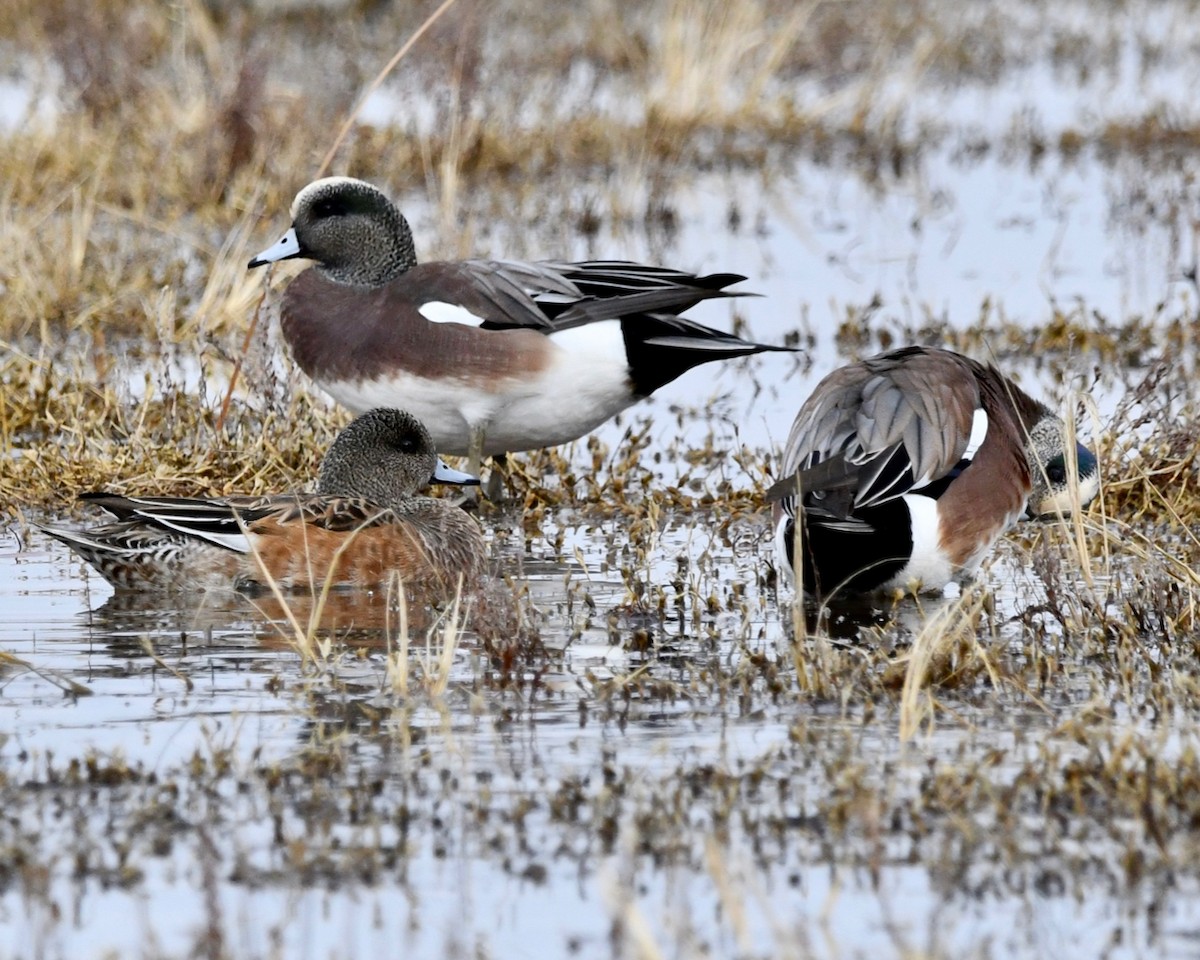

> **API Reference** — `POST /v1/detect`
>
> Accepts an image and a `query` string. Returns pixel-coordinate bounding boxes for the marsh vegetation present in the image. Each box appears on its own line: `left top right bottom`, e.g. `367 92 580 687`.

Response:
4 0 1200 956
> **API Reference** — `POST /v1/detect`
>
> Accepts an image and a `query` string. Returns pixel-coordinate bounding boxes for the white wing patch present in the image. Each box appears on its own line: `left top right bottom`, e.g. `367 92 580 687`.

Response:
961 408 989 462
418 301 487 327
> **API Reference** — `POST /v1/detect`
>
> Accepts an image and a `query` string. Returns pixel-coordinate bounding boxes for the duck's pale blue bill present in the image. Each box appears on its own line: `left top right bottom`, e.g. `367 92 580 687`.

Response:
248 227 301 268
432 459 480 487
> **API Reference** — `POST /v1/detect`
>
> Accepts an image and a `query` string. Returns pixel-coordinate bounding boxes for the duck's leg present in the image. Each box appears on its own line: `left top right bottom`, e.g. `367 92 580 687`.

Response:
483 454 508 502
464 424 487 501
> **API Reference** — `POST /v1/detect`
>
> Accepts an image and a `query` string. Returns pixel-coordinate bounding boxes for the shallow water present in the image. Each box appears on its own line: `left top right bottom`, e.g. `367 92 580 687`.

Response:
6 1 1200 957
4 516 1191 959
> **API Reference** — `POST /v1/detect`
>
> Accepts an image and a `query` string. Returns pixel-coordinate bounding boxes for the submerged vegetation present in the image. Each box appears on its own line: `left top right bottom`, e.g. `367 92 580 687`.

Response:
4 0 1200 956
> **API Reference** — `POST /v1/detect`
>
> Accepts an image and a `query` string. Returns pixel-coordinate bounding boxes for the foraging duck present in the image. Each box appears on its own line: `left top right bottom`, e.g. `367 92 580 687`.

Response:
247 177 795 475
766 346 1100 600
38 409 484 593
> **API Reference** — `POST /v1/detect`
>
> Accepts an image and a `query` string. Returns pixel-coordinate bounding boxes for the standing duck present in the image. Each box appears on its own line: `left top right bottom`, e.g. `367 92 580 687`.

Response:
248 176 796 476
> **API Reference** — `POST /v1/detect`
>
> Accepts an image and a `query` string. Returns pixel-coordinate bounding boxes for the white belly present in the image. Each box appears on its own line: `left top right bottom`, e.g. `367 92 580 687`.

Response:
321 321 635 456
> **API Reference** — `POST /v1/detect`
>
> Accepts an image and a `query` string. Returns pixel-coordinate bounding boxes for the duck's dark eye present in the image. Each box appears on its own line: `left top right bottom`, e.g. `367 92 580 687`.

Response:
1045 459 1067 485
395 435 419 454
312 197 346 218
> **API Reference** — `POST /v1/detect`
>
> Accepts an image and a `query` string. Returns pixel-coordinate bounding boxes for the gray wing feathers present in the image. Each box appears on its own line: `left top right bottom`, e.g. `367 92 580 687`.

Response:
459 260 578 330
774 351 981 512
458 259 743 332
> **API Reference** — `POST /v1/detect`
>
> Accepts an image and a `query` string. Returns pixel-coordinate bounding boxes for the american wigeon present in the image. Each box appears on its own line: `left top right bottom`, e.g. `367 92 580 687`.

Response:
247 176 795 476
766 346 1100 600
38 409 485 594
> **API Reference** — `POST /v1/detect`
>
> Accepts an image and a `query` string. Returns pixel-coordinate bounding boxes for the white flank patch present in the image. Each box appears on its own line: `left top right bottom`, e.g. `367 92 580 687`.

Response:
961 408 989 461
418 301 487 327
547 319 627 366
887 494 954 592
326 374 489 456
535 319 633 432
249 227 300 265
320 318 635 456
773 515 796 587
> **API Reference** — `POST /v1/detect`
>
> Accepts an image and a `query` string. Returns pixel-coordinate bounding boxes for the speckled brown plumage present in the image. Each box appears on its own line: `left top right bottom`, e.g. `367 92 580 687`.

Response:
38 410 485 596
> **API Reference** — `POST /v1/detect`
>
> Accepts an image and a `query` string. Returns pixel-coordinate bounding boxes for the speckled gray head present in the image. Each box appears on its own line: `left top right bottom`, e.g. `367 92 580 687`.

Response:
247 177 417 287
317 408 479 509
1023 412 1100 517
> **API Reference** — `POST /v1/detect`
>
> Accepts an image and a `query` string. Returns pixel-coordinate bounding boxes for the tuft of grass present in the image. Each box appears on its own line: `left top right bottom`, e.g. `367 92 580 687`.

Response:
385 573 468 699
644 0 818 129
896 589 995 741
